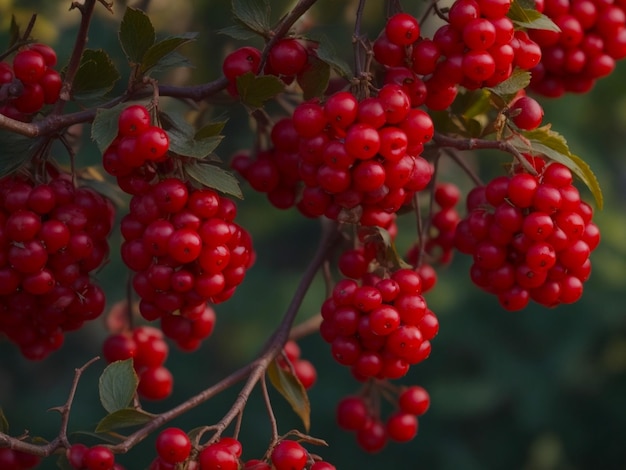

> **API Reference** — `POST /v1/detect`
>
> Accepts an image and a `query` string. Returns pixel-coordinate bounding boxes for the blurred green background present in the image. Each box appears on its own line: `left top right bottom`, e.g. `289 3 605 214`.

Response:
1 0 626 469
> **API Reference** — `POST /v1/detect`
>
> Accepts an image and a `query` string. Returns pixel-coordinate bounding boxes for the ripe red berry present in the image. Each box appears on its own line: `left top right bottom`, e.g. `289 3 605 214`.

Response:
271 440 308 470
385 13 421 46
13 50 46 84
118 105 151 137
156 428 192 464
269 39 308 76
83 445 115 470
510 96 544 130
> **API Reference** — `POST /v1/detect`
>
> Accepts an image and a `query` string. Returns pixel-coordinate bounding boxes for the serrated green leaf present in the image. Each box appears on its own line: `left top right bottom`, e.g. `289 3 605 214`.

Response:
91 102 136 153
232 0 271 36
267 360 311 432
119 7 156 63
95 408 155 433
99 359 138 414
0 407 8 433
72 49 120 101
487 70 531 98
515 127 604 209
195 120 228 139
0 128 39 178
169 129 224 159
315 35 352 78
509 0 561 31
140 33 197 74
297 57 331 100
218 24 259 40
236 72 284 108
185 161 243 199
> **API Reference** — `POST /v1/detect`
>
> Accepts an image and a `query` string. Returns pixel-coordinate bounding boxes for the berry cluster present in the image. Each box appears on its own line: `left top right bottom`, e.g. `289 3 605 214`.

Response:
0 172 113 360
529 0 626 96
102 325 175 401
67 444 124 470
373 8 542 110
336 385 431 453
223 38 311 95
121 178 253 346
320 268 439 380
102 105 170 183
454 160 600 310
279 340 318 390
0 43 62 120
236 87 435 225
0 448 40 470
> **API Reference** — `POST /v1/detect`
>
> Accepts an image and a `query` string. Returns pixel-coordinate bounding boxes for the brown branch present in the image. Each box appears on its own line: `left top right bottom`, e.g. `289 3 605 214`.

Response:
432 131 537 175
289 313 323 342
108 219 341 453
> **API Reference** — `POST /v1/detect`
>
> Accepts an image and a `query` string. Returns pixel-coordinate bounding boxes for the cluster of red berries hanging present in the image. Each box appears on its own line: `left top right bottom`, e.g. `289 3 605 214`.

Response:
373 7 541 110
454 159 600 310
103 325 177 401
104 105 254 350
67 444 124 470
0 43 62 120
529 0 626 96
336 385 430 453
0 170 113 360
235 86 435 227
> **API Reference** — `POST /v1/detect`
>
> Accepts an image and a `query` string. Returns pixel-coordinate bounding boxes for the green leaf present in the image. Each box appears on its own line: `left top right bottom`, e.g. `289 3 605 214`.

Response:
98 359 138 414
267 360 311 432
516 127 604 209
0 128 39 178
487 69 531 99
148 52 194 75
140 33 197 74
0 407 8 433
236 72 284 108
315 35 352 78
119 7 156 63
95 408 155 433
91 102 136 153
232 0 271 36
195 120 228 139
218 24 259 40
297 56 331 100
160 112 224 160
72 49 120 101
508 0 561 31
185 161 243 199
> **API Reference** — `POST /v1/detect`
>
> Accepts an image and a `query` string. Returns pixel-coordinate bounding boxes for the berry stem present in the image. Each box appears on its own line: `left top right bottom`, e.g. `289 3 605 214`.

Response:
261 374 280 443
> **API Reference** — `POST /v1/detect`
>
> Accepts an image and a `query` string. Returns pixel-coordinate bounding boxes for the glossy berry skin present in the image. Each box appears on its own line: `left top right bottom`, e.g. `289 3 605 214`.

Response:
269 39 308 76
83 445 115 470
156 428 192 464
510 95 544 130
13 50 46 84
385 13 421 46
138 366 173 400
118 105 151 137
271 440 308 470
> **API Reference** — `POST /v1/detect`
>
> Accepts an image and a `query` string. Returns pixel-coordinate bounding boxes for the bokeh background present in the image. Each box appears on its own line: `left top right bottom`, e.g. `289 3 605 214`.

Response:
1 0 626 469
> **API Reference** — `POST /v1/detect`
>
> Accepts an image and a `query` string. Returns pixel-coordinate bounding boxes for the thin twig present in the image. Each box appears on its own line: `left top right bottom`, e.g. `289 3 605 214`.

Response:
261 375 279 443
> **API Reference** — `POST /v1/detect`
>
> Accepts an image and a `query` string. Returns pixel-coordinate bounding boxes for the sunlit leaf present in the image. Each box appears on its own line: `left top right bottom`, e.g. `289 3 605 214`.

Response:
487 70 531 99
515 127 604 209
119 7 156 63
267 360 311 432
98 359 138 414
185 161 243 199
236 72 284 108
95 408 155 433
508 0 561 30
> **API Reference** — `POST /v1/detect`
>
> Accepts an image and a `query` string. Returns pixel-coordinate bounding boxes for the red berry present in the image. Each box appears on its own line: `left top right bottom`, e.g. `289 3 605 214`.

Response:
156 427 191 464
271 440 307 470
